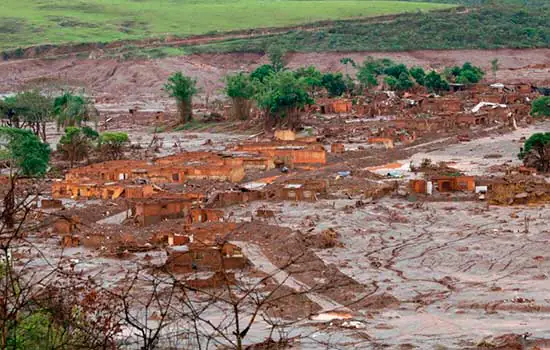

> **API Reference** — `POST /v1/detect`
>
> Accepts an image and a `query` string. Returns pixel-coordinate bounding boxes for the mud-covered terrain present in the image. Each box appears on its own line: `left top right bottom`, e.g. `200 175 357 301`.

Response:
1 49 549 105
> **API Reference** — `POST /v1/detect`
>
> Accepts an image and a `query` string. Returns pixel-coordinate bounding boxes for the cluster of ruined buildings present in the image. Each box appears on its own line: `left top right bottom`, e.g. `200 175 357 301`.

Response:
309 83 538 148
42 82 549 287
47 134 338 286
128 83 541 151
408 165 550 205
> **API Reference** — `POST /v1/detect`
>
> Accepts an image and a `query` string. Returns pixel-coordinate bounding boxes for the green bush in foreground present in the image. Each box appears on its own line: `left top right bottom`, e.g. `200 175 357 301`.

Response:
531 96 550 118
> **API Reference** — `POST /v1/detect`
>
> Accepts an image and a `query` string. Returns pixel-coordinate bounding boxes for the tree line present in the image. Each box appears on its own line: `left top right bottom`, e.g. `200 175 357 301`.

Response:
165 52 486 128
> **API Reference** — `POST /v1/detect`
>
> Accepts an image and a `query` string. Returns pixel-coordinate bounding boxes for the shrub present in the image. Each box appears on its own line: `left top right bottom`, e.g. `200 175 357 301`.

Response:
531 96 550 118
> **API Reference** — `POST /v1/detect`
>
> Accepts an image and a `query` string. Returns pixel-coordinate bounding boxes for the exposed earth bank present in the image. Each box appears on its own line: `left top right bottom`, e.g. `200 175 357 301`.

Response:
0 48 549 104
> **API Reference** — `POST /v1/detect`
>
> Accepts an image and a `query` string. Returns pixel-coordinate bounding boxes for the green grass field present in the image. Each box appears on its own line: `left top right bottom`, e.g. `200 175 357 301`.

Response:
0 0 453 50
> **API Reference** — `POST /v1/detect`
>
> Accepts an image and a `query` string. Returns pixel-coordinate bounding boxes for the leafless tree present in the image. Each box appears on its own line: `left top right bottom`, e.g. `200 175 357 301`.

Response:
0 181 122 349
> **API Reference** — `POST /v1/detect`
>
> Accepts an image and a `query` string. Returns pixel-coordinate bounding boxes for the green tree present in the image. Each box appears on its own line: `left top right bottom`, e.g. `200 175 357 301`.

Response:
321 72 347 97
99 132 129 160
383 64 409 79
10 91 53 141
6 311 68 350
356 57 392 90
384 76 397 90
57 126 98 168
357 70 378 90
446 62 484 84
384 72 413 92
0 127 50 177
0 91 54 141
340 57 356 76
250 64 276 83
267 45 286 72
519 132 550 172
0 127 50 226
424 71 450 93
53 93 91 130
0 96 20 127
225 72 255 120
339 57 356 68
344 74 357 96
456 69 480 84
294 66 323 93
253 71 313 129
531 96 550 118
410 67 426 86
164 72 197 124
397 72 414 91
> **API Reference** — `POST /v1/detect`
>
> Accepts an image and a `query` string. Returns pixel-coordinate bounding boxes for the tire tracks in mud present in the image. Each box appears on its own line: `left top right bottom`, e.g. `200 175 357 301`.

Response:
375 217 512 305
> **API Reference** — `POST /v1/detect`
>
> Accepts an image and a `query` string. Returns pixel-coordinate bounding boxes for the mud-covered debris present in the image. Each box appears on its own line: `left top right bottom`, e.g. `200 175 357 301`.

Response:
356 293 400 310
476 333 527 349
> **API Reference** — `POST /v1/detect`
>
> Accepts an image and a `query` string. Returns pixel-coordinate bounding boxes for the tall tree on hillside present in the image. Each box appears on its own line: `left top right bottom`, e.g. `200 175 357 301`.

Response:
531 96 550 118
164 72 197 124
53 93 91 130
251 64 276 83
424 71 450 93
410 67 426 86
15 90 53 142
356 57 391 91
99 132 129 160
519 132 550 172
225 72 255 120
321 72 347 97
340 57 356 76
0 127 50 227
57 126 99 168
0 91 54 141
253 71 313 129
294 66 323 94
267 45 286 72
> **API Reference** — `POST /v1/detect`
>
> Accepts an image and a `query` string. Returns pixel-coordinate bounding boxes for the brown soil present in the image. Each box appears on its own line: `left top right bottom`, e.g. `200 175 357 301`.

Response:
1 49 549 105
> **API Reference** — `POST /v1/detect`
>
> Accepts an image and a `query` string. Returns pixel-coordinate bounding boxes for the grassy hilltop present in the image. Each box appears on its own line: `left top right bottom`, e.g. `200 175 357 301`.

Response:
0 0 453 50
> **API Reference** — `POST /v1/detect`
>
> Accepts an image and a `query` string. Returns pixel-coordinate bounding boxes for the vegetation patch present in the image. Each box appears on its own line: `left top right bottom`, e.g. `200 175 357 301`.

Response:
183 5 550 54
0 18 27 34
46 16 100 29
0 0 453 50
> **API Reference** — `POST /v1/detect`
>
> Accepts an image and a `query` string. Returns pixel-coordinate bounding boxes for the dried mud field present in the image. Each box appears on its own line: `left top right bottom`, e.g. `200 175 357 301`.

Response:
221 126 550 349
4 47 550 349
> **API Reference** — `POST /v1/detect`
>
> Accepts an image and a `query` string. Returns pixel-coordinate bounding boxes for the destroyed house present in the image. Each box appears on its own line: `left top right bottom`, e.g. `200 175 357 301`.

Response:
165 242 247 273
133 199 195 226
409 176 475 194
159 222 238 247
308 98 352 114
269 179 328 201
185 271 237 289
52 216 80 234
234 142 327 165
64 152 247 184
487 178 550 205
431 176 475 192
421 97 463 113
52 181 155 200
208 190 266 208
185 208 224 225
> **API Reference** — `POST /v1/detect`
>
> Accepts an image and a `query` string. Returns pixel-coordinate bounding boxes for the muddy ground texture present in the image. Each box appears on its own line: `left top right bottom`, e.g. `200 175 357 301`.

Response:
28 121 550 349
3 49 550 349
